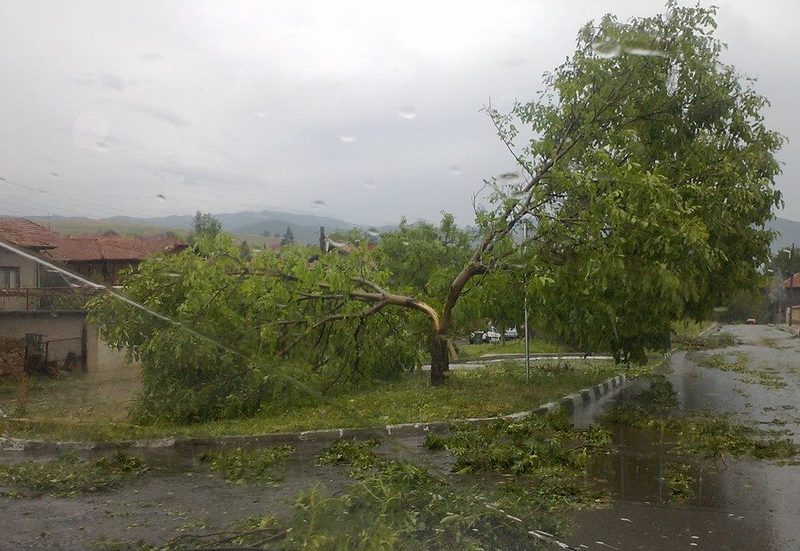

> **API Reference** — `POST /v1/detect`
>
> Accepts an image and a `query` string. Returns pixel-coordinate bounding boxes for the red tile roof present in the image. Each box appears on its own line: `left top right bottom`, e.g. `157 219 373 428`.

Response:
46 236 187 262
784 274 800 289
0 218 59 249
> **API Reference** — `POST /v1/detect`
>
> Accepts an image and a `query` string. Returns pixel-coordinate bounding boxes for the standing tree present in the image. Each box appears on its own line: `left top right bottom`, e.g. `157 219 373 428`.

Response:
192 211 222 239
280 226 295 247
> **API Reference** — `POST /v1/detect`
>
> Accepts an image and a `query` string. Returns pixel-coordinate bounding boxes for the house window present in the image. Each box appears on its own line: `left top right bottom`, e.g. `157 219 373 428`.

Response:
1 267 21 289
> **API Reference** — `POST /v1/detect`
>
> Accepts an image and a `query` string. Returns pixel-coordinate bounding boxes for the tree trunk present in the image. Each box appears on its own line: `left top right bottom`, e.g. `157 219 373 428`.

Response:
430 332 449 386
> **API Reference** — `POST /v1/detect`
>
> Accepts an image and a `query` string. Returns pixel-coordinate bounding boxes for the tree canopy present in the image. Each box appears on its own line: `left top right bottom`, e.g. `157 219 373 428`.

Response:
91 3 784 421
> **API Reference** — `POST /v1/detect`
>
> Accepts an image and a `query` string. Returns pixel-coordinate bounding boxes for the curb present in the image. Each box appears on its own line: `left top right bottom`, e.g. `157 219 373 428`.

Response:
0 373 627 453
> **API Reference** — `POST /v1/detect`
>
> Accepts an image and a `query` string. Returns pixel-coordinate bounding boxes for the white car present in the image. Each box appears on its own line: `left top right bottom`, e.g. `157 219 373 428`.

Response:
484 327 501 343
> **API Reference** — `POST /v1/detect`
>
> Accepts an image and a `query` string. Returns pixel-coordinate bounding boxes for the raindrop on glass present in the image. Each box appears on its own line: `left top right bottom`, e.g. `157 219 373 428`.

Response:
256 112 268 119
449 166 462 177
50 172 59 179
625 46 666 57
73 111 109 149
312 199 327 209
593 41 622 59
156 194 166 202
338 134 357 143
398 106 417 120
364 179 376 190
94 141 109 153
500 172 519 181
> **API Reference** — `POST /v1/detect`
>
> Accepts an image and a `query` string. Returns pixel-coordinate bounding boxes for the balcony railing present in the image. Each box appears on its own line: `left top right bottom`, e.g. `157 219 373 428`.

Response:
0 287 101 311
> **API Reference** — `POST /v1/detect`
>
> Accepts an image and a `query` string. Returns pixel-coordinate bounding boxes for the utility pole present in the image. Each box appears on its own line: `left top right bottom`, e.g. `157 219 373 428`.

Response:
523 223 530 383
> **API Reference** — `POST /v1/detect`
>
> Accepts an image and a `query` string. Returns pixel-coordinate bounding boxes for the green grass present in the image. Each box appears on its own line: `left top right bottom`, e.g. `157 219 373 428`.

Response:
457 339 568 359
3 360 620 442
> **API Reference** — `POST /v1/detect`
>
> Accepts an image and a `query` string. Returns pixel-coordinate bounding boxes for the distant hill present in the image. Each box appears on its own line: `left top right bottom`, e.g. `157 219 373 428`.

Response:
29 209 396 245
766 217 800 252
27 211 800 250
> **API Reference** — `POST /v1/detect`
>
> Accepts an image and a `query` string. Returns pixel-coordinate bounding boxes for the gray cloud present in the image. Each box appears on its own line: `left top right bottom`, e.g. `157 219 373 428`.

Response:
0 0 797 227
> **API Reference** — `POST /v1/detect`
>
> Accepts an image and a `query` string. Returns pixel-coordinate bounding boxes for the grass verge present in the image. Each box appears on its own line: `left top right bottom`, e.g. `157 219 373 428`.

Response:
4 360 621 442
457 339 569 359
197 445 294 485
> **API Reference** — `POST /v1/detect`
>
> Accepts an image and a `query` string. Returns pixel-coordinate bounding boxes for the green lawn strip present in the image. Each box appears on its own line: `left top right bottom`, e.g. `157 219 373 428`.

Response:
604 377 799 460
456 339 569 359
0 451 148 498
5 360 620 442
699 352 786 389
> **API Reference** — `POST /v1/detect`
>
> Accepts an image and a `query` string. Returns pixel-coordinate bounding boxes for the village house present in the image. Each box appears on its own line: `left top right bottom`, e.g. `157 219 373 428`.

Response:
0 217 185 377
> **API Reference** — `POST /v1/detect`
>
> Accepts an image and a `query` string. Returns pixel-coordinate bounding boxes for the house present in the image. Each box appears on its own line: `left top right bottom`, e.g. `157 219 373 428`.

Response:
45 234 187 285
0 217 186 376
783 273 800 325
0 218 60 310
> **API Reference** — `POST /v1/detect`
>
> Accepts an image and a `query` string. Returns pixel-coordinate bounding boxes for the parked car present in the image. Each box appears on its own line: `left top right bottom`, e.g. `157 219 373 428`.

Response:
504 327 518 340
484 327 501 343
469 331 485 344
746 318 757 325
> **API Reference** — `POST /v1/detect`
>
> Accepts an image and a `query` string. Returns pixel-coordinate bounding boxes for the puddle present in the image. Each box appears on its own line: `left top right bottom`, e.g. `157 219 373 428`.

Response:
566 324 800 550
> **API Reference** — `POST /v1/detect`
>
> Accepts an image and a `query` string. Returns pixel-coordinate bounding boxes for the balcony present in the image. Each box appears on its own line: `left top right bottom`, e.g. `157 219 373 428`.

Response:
0 286 100 312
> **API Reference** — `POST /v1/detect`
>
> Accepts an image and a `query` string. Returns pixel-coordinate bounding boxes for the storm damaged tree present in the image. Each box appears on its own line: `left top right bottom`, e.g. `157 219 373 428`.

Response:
91 3 783 421
383 2 781 380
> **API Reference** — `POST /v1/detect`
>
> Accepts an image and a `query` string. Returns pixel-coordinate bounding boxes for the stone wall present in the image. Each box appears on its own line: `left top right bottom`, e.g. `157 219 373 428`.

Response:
0 336 25 377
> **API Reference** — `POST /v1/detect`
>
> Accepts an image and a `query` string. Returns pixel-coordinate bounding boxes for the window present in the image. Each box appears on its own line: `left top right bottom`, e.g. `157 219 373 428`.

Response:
1 266 20 289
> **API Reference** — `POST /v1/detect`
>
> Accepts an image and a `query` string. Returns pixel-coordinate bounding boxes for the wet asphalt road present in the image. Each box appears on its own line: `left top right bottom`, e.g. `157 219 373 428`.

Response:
567 324 800 551
2 324 799 550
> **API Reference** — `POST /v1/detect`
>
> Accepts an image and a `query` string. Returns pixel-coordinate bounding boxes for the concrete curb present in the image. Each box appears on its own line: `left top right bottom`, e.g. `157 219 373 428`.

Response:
0 373 627 454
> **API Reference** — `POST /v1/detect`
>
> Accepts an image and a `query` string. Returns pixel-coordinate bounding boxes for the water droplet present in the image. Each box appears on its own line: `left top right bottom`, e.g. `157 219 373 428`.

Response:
364 179 376 190
338 134 357 143
50 172 59 179
625 46 666 57
402 241 410 246
593 41 622 59
449 166 462 176
398 106 417 120
312 199 327 209
73 111 109 149
256 112 267 119
156 194 166 202
499 172 519 181
94 141 108 153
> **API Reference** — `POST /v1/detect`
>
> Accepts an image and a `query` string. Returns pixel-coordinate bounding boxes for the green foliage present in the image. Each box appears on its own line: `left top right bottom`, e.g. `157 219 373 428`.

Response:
664 462 695 502
280 226 295 246
88 235 420 424
191 211 221 239
424 413 610 483
487 3 783 364
0 451 148 497
699 352 785 388
198 445 294 484
315 439 380 469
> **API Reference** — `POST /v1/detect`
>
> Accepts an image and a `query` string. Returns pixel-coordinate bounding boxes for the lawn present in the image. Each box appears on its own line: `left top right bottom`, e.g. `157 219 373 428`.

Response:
1 359 620 442
456 338 568 359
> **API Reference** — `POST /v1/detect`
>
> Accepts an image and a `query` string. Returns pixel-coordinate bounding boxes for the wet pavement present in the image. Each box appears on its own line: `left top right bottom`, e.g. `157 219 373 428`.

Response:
567 324 800 551
2 324 799 550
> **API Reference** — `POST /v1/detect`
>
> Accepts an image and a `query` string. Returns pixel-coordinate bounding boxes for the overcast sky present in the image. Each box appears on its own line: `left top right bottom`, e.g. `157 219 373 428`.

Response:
0 0 797 226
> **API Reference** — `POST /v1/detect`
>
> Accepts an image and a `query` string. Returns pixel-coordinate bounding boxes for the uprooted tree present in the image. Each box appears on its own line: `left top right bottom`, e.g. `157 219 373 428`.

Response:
91 3 782 422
